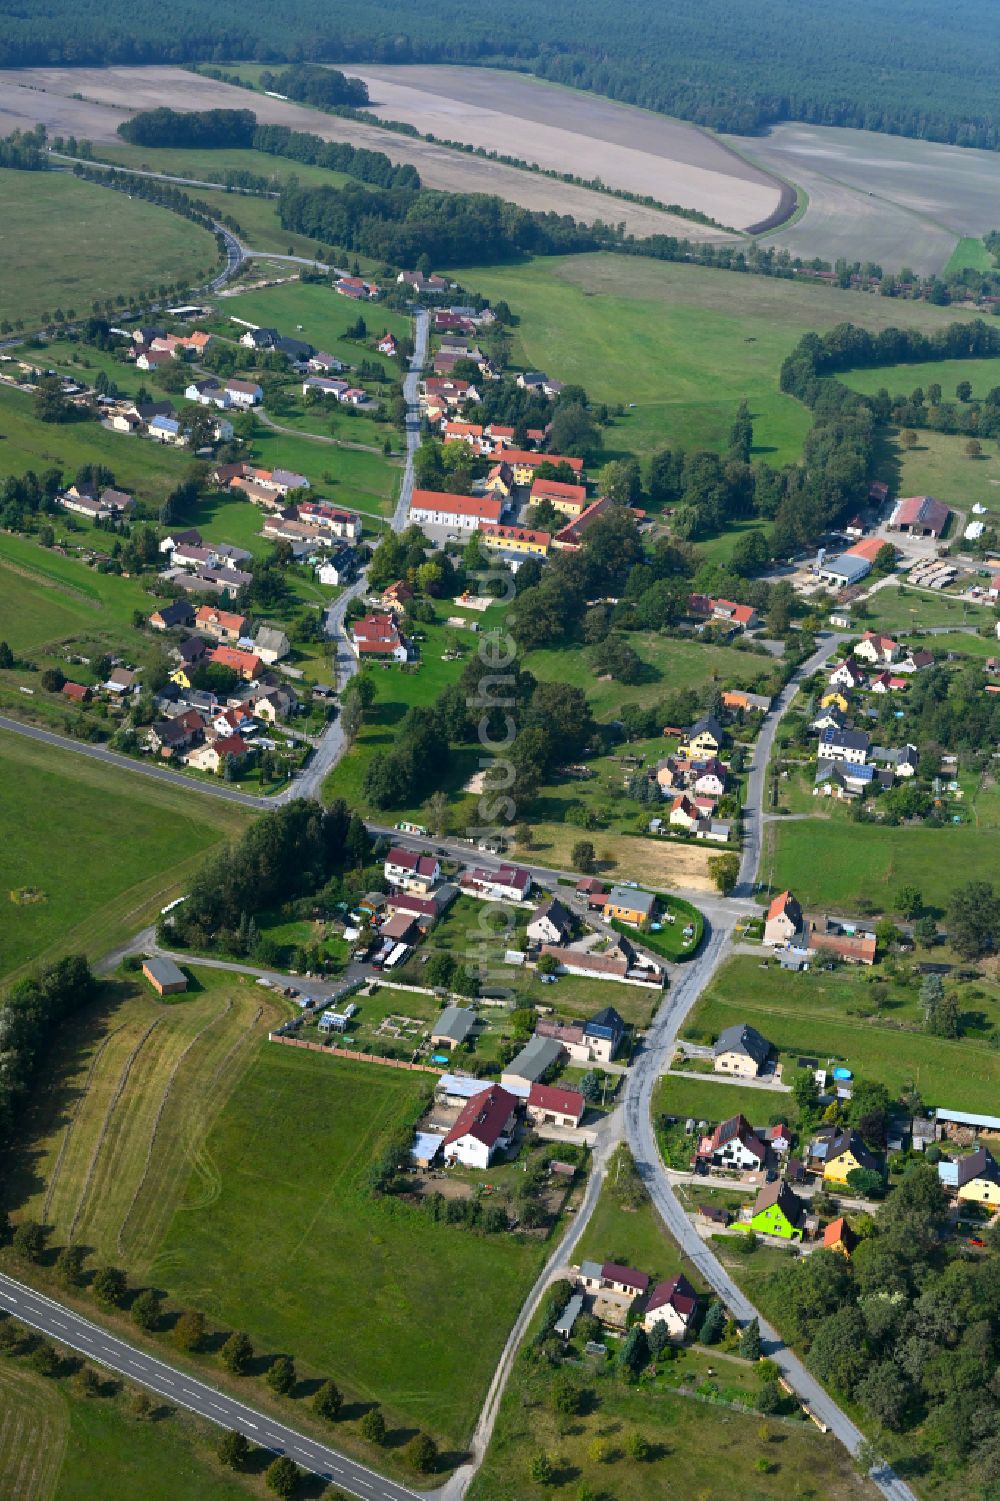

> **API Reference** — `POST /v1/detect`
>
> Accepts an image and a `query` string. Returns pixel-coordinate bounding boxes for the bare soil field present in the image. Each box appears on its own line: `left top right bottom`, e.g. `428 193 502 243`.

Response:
342 64 784 232
0 65 734 241
729 123 1000 272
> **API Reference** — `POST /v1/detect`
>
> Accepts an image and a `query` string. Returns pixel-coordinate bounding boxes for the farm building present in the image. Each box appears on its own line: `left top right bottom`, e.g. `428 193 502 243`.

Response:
142 957 188 996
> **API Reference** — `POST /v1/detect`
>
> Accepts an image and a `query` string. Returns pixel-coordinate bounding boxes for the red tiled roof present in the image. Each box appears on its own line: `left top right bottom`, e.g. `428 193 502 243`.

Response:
410 489 502 522
646 1273 697 1318
846 536 892 563
529 478 587 503
508 451 584 473
767 890 798 922
528 1083 585 1119
443 1085 517 1149
480 522 550 546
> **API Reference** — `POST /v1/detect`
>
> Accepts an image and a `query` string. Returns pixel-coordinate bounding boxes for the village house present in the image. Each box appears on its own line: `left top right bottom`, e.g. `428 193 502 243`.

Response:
303 376 349 400
713 1023 772 1079
668 794 701 831
253 685 298 724
186 734 250 774
351 613 409 662
822 1217 858 1257
680 715 725 758
534 1005 626 1065
195 606 246 644
224 378 263 408
61 681 91 704
460 864 533 904
483 462 515 499
149 600 195 632
384 846 441 894
408 489 503 532
539 938 661 987
441 1084 518 1169
296 501 362 540
814 760 878 800
699 1114 766 1172
688 594 759 631
747 1180 807 1241
603 885 656 930
254 626 291 665
721 690 771 714
806 919 877 966
642 1275 698 1341
854 631 900 666
528 477 588 518
526 1083 586 1130
479 522 551 559
808 1128 880 1184
209 644 262 682
829 659 867 691
938 1146 1000 1208
819 726 871 764
185 379 230 409
526 896 574 946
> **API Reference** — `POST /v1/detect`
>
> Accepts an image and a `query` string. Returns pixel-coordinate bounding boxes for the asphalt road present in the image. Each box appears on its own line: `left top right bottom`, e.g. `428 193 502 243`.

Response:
736 631 844 895
0 1272 419 1501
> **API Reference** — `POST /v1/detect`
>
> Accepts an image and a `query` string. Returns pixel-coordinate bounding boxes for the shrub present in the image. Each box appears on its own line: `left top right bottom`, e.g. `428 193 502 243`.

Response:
220 1331 254 1375
404 1432 438 1473
359 1406 386 1445
92 1266 127 1307
173 1310 206 1353
219 1430 251 1469
266 1355 296 1395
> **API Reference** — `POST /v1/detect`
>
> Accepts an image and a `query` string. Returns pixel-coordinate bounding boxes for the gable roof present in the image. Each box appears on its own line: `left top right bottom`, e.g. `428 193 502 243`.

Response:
822 1216 858 1251
646 1273 698 1318
767 890 801 924
752 1179 805 1226
443 1085 517 1149
601 1263 650 1293
708 1114 765 1160
528 1082 585 1119
714 1023 770 1065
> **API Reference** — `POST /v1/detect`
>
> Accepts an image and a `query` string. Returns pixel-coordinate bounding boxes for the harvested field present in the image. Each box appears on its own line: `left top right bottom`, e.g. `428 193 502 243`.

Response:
0 65 733 241
730 122 1000 273
343 64 784 231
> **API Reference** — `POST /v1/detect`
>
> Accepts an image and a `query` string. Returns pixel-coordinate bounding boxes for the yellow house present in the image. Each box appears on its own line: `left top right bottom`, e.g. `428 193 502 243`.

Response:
602 884 656 929
679 715 724 759
818 1130 879 1185
484 462 514 498
170 666 192 689
951 1147 1000 1208
821 690 850 713
480 523 550 558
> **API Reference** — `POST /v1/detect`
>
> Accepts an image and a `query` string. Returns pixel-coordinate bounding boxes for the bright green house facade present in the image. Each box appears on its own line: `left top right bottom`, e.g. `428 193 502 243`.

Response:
748 1181 805 1241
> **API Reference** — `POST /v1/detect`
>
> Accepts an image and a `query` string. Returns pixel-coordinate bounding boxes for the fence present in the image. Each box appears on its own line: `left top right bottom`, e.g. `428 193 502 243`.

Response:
268 1033 440 1074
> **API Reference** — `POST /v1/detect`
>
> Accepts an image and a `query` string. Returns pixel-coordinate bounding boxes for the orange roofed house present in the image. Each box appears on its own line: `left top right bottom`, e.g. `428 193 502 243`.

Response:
407 489 503 533
209 645 261 681
764 890 803 947
529 477 588 517
351 612 410 662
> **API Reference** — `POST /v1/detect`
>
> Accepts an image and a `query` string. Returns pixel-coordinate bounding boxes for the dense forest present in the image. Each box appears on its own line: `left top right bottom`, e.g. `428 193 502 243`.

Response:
277 180 601 266
2 0 1000 153
117 107 255 148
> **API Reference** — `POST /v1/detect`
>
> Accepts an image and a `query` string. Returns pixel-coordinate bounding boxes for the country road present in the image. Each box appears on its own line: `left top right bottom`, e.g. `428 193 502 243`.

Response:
0 1273 419 1501
0 610 915 1499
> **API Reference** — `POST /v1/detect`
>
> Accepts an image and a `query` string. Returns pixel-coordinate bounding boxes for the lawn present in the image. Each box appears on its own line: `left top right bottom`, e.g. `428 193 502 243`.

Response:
210 281 412 370
768 811 1000 916
654 1073 796 1129
0 1354 255 1501
858 580 992 633
681 956 1000 1114
26 336 151 398
246 424 401 516
0 735 249 981
841 354 1000 404
575 1185 696 1287
452 252 978 463
98 141 356 194
469 1178 865 1501
0 168 219 331
523 634 777 718
943 238 995 275
0 384 190 505
152 1043 551 1448
879 424 1000 513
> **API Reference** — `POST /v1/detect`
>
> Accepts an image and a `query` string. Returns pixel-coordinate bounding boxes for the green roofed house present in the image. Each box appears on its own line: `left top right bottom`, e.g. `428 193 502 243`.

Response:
748 1179 806 1241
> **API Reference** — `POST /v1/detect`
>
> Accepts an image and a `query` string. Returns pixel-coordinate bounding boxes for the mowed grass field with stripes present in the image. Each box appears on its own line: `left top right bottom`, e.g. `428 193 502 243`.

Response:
4 970 551 1452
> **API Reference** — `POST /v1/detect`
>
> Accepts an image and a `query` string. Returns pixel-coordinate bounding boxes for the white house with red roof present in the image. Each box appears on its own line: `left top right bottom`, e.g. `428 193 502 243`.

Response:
350 613 409 662
854 631 900 666
384 846 440 894
408 489 503 532
763 890 803 946
642 1274 698 1340
526 1083 585 1130
698 1114 766 1172
461 864 533 904
828 658 866 690
442 1085 518 1169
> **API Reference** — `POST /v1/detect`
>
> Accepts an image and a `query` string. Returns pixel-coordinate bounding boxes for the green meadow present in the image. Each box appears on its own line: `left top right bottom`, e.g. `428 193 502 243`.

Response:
0 734 248 981
453 252 976 462
0 168 218 331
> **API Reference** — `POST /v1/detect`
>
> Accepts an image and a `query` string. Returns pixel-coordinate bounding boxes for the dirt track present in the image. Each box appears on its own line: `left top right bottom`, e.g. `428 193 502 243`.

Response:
0 66 739 242
346 64 783 231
